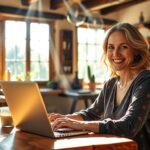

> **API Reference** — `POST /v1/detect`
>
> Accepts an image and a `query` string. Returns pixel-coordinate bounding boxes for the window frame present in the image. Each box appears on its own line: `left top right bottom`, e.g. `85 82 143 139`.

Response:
76 25 107 84
0 16 55 86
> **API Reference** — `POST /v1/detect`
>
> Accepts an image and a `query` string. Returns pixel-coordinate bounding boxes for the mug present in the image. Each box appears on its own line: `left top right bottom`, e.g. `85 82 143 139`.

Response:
0 107 13 127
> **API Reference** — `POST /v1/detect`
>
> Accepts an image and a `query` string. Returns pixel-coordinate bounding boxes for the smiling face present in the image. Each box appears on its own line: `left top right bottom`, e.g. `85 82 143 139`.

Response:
107 31 135 73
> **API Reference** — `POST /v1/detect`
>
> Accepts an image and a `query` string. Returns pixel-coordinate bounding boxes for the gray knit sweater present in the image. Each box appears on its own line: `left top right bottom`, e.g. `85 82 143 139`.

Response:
77 70 150 150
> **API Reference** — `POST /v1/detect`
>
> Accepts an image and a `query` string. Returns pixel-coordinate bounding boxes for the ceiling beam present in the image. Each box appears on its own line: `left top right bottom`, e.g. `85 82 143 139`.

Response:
100 0 148 15
21 0 39 6
50 0 150 15
50 0 65 9
81 0 130 11
50 0 137 11
85 17 117 25
0 5 66 20
50 0 84 9
0 5 117 25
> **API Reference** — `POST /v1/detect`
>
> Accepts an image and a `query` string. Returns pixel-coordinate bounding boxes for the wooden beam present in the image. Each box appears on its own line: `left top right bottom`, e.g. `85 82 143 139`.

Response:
0 5 66 20
50 0 124 10
50 0 67 9
100 0 148 15
50 0 83 9
21 0 39 6
81 0 135 12
50 0 149 14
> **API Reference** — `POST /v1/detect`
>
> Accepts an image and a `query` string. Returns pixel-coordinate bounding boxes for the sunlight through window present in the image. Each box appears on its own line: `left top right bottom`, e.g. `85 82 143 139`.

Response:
5 20 50 81
77 27 108 83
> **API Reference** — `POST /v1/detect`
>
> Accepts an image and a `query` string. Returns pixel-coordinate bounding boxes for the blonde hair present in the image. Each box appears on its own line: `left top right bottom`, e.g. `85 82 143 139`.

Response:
102 22 150 77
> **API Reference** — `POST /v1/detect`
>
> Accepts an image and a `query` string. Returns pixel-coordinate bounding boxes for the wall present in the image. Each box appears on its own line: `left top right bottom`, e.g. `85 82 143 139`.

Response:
118 1 150 38
54 19 77 80
115 1 150 24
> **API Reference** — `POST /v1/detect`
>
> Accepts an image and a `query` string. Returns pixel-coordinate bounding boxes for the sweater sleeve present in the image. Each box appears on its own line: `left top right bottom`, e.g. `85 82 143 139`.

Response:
99 78 150 138
75 88 105 121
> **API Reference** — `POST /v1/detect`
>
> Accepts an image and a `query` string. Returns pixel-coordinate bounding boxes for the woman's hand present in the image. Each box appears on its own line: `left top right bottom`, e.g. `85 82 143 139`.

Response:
52 117 99 133
48 113 84 122
52 117 85 131
48 113 66 122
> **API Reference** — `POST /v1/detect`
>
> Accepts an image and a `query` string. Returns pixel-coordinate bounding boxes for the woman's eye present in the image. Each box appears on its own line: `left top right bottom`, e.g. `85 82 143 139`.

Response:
120 45 128 49
107 45 114 51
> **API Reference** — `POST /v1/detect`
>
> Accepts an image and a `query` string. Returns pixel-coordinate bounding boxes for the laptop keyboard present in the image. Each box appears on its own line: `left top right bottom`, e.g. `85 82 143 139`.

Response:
55 128 75 133
54 128 89 138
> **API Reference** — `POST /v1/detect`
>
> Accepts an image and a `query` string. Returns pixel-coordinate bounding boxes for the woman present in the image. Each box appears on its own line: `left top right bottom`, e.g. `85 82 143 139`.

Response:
49 23 150 150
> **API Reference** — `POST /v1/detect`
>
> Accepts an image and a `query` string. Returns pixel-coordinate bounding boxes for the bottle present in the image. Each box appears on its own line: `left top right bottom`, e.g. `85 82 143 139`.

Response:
71 71 82 90
5 69 11 80
139 11 144 23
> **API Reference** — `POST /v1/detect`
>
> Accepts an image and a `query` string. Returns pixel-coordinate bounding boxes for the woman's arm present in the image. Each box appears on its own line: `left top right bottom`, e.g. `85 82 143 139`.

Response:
50 87 106 132
49 86 106 122
48 113 84 122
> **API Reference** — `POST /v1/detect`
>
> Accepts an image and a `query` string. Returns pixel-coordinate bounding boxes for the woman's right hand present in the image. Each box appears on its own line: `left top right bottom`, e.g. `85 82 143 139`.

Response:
48 113 66 122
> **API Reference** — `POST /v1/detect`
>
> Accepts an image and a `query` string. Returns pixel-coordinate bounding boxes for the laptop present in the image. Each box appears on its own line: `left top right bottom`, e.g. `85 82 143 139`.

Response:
0 81 89 138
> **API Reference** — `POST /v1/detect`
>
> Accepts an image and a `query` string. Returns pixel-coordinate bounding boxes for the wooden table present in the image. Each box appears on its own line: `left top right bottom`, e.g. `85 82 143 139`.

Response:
40 88 63 95
64 90 100 113
0 126 138 150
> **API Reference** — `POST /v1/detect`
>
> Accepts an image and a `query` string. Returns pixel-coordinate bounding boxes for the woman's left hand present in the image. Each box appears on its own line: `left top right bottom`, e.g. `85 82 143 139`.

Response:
52 117 99 133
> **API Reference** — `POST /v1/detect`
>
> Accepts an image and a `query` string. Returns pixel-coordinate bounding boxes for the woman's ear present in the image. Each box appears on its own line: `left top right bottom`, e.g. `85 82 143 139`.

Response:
133 54 141 64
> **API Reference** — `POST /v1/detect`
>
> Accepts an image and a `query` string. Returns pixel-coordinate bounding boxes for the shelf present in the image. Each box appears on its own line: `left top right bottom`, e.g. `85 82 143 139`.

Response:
60 30 73 74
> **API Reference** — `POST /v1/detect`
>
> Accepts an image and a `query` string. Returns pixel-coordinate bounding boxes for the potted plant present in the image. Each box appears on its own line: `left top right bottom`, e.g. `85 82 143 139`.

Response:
87 65 96 91
46 80 59 89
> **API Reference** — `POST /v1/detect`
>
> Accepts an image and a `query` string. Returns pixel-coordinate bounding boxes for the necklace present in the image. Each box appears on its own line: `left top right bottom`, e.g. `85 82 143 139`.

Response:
117 79 133 89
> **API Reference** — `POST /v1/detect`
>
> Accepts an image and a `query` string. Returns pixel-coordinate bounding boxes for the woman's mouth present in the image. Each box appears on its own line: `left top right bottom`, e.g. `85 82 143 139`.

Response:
113 59 124 63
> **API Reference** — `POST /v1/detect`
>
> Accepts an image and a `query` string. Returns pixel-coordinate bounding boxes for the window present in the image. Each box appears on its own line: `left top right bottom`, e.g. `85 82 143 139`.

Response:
5 21 26 80
5 20 50 81
77 27 108 82
30 22 50 81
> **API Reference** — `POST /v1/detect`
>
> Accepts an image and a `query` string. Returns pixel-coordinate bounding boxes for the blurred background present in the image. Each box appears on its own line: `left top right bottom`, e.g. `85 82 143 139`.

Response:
0 0 150 114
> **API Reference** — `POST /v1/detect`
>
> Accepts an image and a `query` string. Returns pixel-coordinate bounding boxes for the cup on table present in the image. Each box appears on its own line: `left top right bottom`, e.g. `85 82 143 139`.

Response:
0 107 13 127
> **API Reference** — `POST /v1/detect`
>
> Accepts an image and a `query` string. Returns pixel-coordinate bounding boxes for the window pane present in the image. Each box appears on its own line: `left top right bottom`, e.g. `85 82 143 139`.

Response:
77 28 87 43
5 20 26 80
96 45 103 61
6 61 25 80
78 61 87 79
30 22 50 81
87 29 96 44
96 29 105 44
87 44 97 61
5 39 26 60
30 40 49 61
30 62 49 81
30 23 49 40
78 44 87 61
5 21 26 39
77 27 106 82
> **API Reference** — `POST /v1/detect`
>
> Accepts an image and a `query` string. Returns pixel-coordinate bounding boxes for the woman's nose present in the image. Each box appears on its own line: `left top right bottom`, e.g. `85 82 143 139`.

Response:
113 48 120 56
